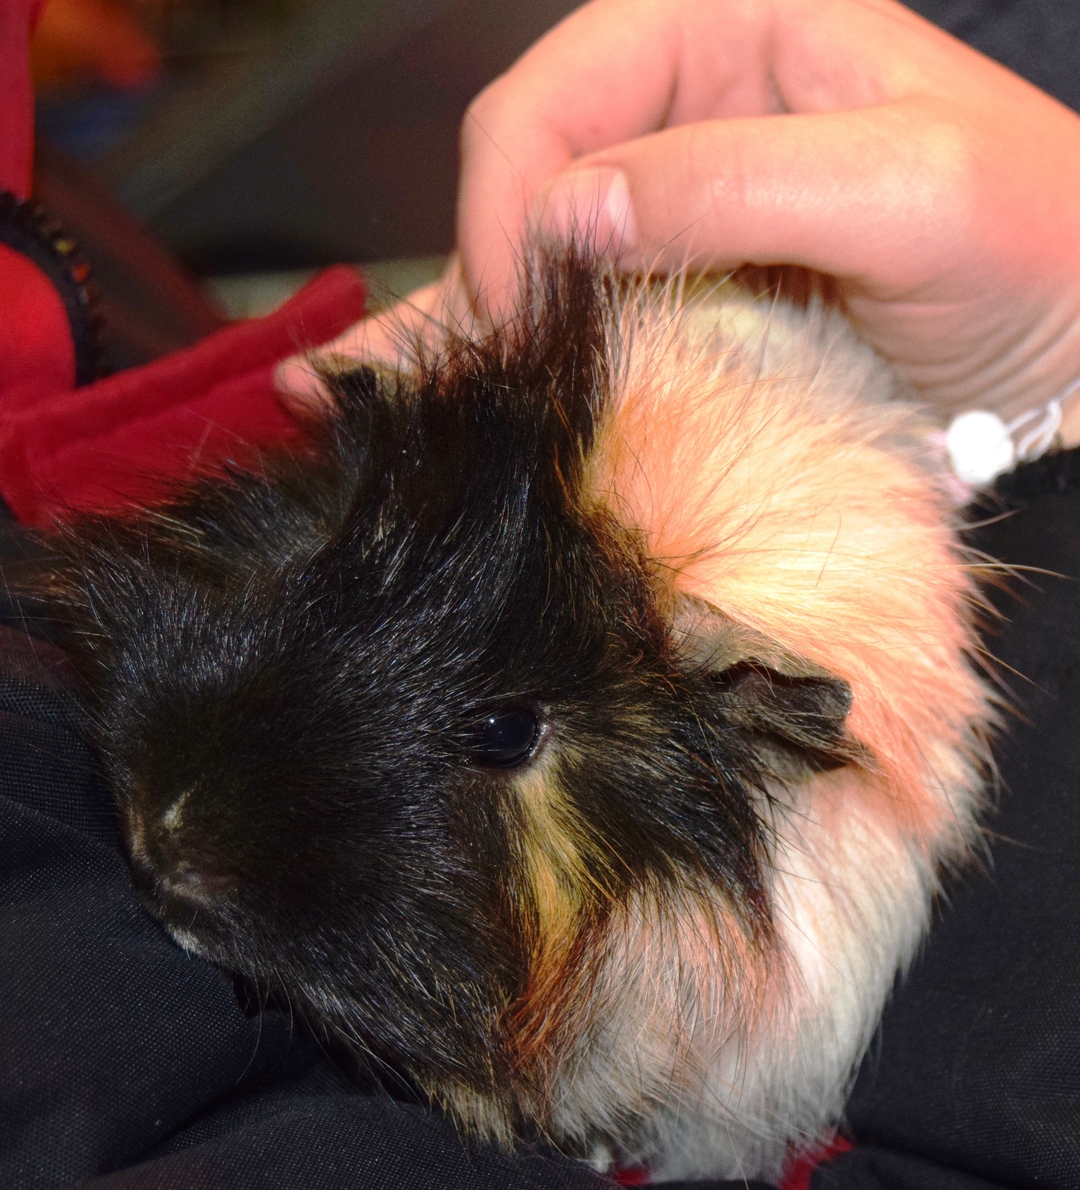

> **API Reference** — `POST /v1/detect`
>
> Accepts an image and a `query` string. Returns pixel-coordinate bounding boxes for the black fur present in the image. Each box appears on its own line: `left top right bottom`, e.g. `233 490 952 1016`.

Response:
33 249 855 1123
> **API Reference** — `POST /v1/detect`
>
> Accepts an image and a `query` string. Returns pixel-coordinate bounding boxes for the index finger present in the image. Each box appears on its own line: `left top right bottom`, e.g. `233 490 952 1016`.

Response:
456 0 1020 318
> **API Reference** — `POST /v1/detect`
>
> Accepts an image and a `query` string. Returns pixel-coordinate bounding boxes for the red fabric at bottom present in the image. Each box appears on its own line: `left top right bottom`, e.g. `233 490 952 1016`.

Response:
779 1135 855 1190
609 1133 854 1188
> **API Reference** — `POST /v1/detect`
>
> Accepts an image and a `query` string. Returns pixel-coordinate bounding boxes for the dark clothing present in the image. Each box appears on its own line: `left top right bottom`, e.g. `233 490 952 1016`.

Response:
907 0 1080 114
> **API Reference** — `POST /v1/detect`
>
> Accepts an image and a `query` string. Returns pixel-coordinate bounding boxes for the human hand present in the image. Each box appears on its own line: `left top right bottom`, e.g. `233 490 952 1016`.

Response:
282 0 1080 445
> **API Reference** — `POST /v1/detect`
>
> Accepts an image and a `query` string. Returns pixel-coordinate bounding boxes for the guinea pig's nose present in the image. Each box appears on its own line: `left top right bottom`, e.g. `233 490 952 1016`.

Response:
135 846 234 904
127 810 233 904
157 860 233 901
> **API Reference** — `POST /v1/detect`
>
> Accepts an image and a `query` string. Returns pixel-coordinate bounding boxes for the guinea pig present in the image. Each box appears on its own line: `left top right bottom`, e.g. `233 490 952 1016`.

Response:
34 244 994 1183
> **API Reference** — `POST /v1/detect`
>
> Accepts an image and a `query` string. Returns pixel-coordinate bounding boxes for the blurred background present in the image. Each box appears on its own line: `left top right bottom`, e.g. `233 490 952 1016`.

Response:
26 0 1080 371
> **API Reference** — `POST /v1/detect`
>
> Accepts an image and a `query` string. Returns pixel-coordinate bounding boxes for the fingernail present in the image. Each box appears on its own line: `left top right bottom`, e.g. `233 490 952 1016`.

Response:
542 166 637 261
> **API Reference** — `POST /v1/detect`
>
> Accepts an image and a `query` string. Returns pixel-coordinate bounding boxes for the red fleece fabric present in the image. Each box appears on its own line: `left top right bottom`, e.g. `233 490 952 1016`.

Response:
0 1 365 527
0 265 367 524
0 0 44 200
0 239 76 398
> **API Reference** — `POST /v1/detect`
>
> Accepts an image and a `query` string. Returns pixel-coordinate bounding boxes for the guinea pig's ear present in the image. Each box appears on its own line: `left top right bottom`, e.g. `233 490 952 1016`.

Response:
673 596 859 775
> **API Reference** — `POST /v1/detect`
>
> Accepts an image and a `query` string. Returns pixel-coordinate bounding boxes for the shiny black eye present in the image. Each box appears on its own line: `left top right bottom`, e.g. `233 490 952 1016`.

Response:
470 707 541 769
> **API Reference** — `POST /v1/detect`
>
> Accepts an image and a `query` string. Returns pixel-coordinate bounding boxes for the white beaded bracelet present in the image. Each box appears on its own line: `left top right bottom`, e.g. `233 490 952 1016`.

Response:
945 376 1080 487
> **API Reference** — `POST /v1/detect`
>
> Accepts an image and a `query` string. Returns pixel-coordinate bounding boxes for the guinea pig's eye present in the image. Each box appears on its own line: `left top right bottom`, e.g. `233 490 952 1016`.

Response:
470 706 541 769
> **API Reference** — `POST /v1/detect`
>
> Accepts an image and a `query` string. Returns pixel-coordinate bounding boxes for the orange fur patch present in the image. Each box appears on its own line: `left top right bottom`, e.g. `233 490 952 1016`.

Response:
588 289 989 853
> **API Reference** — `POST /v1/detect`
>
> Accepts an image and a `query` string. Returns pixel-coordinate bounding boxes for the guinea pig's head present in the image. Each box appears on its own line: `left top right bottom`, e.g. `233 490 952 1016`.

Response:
39 250 857 1142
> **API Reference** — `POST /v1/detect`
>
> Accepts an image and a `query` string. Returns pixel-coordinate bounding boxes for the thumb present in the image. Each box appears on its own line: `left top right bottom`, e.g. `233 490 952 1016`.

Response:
537 102 970 299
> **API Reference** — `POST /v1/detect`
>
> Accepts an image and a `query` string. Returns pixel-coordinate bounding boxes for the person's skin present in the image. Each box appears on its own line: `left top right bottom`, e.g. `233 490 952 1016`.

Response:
279 0 1080 447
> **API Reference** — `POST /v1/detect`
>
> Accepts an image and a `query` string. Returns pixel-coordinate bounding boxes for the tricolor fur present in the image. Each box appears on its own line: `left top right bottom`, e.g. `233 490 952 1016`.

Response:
36 248 993 1182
